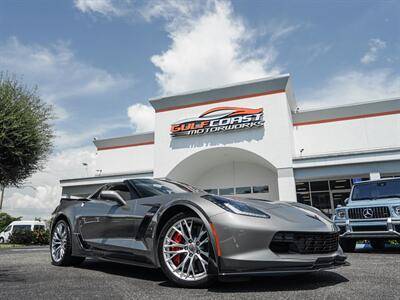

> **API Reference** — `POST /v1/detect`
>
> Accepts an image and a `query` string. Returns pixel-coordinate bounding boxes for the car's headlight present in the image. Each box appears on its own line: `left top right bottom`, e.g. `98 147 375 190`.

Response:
335 209 346 219
394 206 400 216
202 195 270 219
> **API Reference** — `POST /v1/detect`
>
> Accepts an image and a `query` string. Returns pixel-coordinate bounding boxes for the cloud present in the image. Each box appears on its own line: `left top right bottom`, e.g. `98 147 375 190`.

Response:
0 37 132 120
55 121 129 148
3 146 97 220
127 103 155 132
149 0 282 95
74 0 131 17
361 38 386 65
301 69 400 109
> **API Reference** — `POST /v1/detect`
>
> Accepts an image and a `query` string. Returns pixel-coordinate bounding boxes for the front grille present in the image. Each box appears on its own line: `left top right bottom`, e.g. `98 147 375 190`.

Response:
352 225 387 232
348 206 390 219
395 225 400 232
270 232 339 254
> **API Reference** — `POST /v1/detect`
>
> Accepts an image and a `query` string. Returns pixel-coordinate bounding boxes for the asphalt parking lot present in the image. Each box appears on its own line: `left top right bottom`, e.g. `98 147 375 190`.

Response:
0 246 399 300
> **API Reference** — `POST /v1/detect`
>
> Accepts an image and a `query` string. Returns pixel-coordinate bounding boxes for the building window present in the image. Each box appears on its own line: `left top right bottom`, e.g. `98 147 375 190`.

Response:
296 182 310 192
329 179 351 190
219 188 234 195
204 188 218 195
253 185 269 193
310 181 329 192
236 186 252 194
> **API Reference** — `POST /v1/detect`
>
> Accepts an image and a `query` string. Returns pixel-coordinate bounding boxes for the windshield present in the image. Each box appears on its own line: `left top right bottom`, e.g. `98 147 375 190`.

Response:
132 179 202 198
352 179 400 201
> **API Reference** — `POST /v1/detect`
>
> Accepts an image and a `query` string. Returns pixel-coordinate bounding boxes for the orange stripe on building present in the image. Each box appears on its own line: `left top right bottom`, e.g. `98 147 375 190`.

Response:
293 109 400 126
97 141 154 151
155 89 285 113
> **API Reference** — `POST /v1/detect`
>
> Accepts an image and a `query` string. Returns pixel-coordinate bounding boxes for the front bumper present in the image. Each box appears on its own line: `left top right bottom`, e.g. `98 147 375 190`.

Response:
210 212 347 276
335 218 400 239
219 254 348 276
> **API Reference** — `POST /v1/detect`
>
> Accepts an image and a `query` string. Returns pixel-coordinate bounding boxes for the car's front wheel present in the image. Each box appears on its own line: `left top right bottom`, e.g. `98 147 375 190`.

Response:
0 237 4 244
339 238 356 252
158 212 216 288
50 220 85 266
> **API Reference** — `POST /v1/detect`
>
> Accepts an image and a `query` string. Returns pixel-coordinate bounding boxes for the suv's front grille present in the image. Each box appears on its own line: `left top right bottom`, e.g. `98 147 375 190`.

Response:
270 232 339 254
348 206 390 219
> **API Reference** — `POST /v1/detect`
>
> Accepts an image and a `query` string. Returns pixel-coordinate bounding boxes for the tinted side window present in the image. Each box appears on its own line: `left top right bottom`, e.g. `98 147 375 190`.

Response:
12 225 31 233
33 225 45 231
109 184 134 200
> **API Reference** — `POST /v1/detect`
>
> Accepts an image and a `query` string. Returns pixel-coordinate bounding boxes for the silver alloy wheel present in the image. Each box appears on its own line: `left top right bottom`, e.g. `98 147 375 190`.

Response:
51 222 68 263
163 217 210 281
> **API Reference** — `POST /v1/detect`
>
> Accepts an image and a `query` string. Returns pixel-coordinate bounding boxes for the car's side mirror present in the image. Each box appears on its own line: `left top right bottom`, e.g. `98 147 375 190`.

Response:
344 198 349 205
100 191 127 206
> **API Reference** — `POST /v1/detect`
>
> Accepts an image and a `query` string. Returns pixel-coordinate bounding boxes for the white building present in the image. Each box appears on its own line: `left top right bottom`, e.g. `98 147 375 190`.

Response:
61 74 400 216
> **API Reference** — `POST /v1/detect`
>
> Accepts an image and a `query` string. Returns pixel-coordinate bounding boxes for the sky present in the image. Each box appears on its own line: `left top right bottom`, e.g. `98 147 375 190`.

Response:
0 0 399 219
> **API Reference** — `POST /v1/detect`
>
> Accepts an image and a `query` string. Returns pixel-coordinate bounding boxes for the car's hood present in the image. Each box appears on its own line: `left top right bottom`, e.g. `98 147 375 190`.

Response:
228 196 334 229
347 198 400 207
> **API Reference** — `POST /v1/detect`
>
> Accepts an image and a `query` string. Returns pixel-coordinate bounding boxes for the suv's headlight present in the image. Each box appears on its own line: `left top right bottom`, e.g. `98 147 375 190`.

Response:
202 195 270 219
394 206 400 216
336 209 346 219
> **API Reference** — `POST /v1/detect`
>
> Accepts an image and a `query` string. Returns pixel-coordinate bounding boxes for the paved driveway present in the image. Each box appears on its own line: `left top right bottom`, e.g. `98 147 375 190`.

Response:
0 247 399 299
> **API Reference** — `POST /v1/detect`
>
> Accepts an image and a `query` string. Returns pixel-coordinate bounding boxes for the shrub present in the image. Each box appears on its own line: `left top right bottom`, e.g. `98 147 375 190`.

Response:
32 228 50 245
9 229 34 244
8 228 50 245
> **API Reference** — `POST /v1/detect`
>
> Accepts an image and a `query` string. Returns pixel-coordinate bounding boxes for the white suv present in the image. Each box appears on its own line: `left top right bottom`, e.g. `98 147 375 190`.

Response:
0 221 46 243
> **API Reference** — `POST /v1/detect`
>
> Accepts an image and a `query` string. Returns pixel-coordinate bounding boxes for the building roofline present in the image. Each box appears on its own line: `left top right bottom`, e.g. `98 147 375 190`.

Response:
298 96 400 113
93 131 154 150
60 170 154 186
293 96 400 126
149 74 295 112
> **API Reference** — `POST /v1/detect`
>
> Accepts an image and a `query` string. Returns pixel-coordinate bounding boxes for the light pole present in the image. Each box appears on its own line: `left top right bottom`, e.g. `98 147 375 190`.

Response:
82 162 89 177
0 185 4 211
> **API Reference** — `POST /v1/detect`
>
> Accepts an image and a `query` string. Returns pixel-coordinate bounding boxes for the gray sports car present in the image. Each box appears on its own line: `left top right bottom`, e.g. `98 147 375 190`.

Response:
50 178 347 287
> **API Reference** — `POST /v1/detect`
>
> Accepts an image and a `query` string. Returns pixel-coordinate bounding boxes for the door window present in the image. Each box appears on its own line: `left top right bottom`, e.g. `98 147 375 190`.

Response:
109 184 134 200
12 225 31 233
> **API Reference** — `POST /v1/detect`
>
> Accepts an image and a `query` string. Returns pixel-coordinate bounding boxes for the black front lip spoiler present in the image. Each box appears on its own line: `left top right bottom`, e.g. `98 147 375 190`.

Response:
218 255 349 277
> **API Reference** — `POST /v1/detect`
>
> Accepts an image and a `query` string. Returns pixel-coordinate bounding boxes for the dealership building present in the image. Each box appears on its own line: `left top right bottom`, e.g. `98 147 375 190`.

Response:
61 74 400 216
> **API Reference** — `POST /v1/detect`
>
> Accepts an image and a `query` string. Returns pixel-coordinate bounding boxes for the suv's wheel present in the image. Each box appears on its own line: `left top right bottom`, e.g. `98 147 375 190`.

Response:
50 220 85 266
158 212 216 288
339 238 356 252
370 239 385 250
0 237 4 244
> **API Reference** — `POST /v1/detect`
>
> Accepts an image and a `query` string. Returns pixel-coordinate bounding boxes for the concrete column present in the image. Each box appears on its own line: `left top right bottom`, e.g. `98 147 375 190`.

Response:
277 167 297 202
370 172 381 180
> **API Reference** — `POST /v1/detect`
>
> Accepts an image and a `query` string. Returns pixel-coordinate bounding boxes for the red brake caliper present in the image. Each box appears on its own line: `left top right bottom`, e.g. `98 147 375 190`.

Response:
171 232 184 266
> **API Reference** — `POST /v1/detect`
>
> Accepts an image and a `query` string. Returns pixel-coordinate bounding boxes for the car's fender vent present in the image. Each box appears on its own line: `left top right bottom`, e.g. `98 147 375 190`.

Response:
270 232 339 254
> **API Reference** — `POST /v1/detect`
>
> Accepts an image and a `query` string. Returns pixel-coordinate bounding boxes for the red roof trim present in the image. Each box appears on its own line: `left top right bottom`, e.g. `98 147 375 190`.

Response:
97 141 154 151
293 109 400 126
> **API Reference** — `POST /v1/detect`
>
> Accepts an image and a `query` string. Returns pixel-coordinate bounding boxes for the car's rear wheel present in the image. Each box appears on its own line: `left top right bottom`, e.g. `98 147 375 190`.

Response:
158 212 216 288
50 220 85 266
370 239 385 250
339 238 356 252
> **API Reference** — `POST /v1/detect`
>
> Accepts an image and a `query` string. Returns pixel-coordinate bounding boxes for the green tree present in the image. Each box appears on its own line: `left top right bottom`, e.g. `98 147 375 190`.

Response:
0 211 21 231
0 73 54 210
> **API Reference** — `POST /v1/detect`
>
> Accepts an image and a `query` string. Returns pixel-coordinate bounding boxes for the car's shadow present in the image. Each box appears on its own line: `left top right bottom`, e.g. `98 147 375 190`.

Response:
75 259 348 292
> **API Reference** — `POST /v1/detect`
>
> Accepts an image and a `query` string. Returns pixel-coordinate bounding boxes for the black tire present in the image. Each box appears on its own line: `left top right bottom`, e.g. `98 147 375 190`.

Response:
50 220 85 266
158 212 216 288
0 237 4 244
339 238 356 252
370 239 385 250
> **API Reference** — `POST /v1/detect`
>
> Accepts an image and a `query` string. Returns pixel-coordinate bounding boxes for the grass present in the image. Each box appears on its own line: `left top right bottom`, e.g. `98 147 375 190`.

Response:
0 243 28 249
